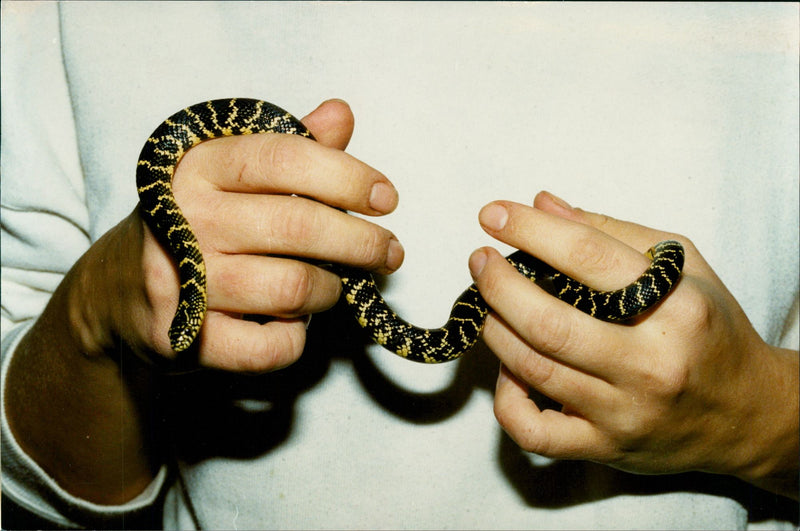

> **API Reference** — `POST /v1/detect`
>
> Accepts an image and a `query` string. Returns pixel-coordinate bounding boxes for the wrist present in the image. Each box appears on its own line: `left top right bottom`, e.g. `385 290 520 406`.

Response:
5 212 161 503
65 211 148 357
732 345 799 499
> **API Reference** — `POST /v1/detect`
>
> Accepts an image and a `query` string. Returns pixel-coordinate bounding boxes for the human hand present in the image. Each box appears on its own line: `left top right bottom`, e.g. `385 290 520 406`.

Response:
468 191 798 499
7 100 400 503
81 99 403 371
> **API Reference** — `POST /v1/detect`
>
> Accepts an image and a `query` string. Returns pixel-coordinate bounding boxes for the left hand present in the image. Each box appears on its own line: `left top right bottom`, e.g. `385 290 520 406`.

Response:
468 191 798 499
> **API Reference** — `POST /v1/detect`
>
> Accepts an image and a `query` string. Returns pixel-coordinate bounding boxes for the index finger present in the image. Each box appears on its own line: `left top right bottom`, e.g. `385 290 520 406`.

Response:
478 200 651 291
534 191 706 278
177 132 399 217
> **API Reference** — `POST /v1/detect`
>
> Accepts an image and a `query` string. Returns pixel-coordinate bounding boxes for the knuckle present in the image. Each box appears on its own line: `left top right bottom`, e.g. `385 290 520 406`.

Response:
608 401 673 457
212 138 241 179
603 400 660 447
495 413 552 456
353 226 392 270
610 417 651 449
178 191 222 240
568 233 619 278
656 361 692 400
231 323 306 373
493 398 512 427
268 199 322 251
141 253 178 306
259 134 304 179
585 211 615 231
493 401 526 443
517 354 557 389
663 231 694 251
261 323 306 369
675 283 716 337
476 254 510 304
523 421 559 456
174 140 212 183
272 263 315 315
528 308 573 356
618 366 690 438
478 262 502 300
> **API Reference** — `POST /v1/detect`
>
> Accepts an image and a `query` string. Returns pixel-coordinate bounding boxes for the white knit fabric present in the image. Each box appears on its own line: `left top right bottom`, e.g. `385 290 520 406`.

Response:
2 2 797 529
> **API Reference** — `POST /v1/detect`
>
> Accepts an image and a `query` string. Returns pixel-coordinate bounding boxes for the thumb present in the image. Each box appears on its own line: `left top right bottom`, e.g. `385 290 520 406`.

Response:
301 99 355 150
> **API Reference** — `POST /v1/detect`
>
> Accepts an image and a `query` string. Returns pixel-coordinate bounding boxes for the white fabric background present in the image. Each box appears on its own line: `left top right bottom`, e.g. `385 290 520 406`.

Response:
2 2 797 529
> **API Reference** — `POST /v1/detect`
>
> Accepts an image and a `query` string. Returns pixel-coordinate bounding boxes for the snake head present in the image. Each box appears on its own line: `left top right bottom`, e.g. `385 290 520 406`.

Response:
168 305 204 353
168 326 196 353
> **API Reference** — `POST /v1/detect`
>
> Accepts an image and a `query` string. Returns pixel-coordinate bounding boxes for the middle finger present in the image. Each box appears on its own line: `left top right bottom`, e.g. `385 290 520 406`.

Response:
188 193 405 274
472 246 633 378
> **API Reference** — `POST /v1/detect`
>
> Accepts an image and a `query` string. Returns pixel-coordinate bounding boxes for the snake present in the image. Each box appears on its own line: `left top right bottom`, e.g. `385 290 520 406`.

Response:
136 98 685 363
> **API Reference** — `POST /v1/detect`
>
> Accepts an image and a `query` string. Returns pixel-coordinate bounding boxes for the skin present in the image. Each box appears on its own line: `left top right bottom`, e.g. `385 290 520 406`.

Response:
5 99 797 507
4 100 401 504
469 192 799 500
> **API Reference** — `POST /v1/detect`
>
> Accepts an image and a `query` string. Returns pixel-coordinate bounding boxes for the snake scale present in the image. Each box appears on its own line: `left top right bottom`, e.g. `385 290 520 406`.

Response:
136 98 685 363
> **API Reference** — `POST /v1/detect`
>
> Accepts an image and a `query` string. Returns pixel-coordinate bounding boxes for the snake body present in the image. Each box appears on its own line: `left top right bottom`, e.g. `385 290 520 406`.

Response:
137 98 685 363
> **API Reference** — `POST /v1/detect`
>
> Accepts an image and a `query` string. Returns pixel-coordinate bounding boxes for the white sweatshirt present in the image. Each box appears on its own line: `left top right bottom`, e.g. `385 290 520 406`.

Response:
2 2 797 529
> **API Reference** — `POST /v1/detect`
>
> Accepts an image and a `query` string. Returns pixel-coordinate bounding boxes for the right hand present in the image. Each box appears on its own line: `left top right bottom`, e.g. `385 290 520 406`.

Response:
78 99 403 371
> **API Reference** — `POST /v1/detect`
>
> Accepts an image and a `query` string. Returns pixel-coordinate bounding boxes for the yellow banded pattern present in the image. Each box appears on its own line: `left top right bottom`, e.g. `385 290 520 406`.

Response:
136 98 685 362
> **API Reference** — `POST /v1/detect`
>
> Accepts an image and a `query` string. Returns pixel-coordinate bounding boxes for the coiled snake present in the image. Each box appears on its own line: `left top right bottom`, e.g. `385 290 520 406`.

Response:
136 98 684 363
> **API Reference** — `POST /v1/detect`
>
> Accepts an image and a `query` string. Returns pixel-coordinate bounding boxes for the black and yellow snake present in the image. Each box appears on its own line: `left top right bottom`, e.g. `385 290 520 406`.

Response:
137 98 685 363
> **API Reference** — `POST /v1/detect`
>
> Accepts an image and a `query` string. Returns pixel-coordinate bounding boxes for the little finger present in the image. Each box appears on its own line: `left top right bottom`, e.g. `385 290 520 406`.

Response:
494 365 610 460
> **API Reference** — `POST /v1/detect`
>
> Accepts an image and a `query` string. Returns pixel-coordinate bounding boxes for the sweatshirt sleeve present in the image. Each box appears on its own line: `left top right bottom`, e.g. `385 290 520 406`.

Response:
1 3 166 527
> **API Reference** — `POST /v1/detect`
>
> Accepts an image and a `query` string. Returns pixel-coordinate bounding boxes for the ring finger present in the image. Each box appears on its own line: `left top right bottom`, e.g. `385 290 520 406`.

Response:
206 254 342 317
483 312 615 412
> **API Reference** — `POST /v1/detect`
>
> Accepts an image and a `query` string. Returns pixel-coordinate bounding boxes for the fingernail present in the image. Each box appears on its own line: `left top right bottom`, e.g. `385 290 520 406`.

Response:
316 98 349 110
386 237 405 272
469 248 489 279
496 367 509 389
369 182 398 214
544 191 572 212
479 203 508 232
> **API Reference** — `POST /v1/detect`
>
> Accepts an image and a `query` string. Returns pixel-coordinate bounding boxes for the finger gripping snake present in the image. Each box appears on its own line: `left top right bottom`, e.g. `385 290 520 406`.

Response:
136 98 685 363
